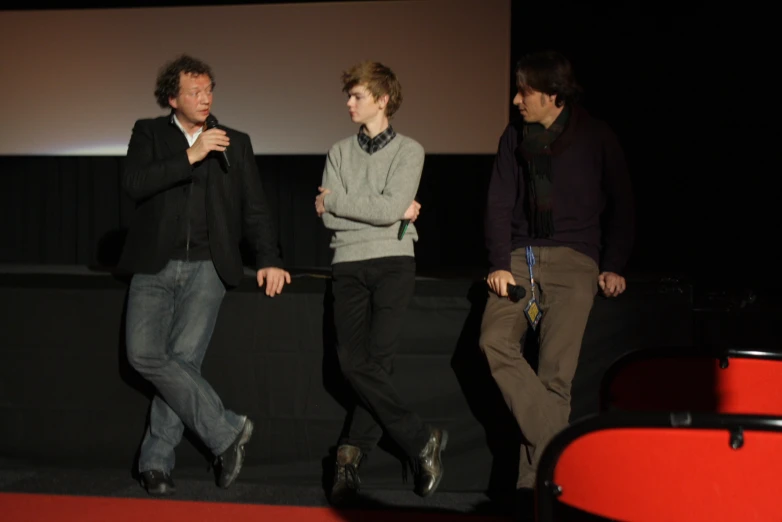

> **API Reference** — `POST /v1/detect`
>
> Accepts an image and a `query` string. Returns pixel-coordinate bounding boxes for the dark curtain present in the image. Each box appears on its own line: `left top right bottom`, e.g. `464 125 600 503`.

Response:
0 154 495 275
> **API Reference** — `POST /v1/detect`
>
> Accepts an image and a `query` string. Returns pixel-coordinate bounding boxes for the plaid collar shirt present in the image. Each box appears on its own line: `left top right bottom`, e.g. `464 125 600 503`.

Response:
357 125 397 154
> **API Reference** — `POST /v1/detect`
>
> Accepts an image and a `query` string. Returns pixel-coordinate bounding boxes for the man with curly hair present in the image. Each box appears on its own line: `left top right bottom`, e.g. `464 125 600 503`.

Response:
120 54 290 496
315 61 447 505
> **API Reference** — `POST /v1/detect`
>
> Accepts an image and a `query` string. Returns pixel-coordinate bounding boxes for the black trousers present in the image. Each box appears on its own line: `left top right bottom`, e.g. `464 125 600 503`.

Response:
332 256 429 458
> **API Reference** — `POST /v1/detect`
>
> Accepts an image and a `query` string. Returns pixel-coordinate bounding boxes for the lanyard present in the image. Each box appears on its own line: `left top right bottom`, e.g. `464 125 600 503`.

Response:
523 245 542 330
526 246 537 299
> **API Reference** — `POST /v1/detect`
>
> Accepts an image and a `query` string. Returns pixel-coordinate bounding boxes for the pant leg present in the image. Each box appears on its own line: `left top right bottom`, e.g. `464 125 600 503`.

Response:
527 247 598 477
335 257 429 458
128 260 244 473
364 256 428 456
480 249 558 488
126 262 177 473
332 260 383 453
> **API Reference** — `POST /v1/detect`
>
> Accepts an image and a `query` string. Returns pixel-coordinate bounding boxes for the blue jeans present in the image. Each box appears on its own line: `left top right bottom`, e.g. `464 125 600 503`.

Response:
126 260 244 474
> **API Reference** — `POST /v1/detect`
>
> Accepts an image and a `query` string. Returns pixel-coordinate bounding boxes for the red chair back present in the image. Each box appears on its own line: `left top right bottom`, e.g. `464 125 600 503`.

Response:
536 413 782 521
601 348 782 415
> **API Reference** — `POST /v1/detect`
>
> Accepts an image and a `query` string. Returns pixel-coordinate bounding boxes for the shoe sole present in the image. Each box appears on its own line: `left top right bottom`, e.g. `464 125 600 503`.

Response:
420 429 448 498
145 484 176 497
220 418 254 489
329 488 359 507
139 477 176 497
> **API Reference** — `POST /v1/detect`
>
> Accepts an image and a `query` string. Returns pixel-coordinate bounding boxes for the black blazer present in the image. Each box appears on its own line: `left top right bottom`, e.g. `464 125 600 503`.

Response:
118 114 282 287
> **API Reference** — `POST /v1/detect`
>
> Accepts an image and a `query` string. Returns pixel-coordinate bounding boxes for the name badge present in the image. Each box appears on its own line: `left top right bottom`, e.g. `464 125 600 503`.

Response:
525 297 542 330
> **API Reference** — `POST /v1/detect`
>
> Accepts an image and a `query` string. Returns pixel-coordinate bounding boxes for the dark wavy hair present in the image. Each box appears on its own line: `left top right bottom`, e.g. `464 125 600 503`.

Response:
515 50 582 107
154 54 215 109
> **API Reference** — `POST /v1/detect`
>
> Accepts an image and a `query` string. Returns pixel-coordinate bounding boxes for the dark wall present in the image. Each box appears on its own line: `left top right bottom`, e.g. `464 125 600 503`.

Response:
508 9 763 288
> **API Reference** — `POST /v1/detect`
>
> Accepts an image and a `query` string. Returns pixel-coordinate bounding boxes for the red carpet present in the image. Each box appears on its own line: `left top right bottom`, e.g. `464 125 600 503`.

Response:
0 492 505 521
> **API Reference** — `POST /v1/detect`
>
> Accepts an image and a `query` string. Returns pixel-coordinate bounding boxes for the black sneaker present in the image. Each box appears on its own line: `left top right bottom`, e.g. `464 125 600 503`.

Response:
216 418 254 488
140 470 175 496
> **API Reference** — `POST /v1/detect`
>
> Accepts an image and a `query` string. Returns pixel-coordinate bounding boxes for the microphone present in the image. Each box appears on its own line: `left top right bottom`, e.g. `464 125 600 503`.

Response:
398 219 410 240
205 115 230 168
507 283 526 302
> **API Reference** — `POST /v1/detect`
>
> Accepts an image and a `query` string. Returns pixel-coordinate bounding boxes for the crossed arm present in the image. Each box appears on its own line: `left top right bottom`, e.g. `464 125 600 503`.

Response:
316 142 424 229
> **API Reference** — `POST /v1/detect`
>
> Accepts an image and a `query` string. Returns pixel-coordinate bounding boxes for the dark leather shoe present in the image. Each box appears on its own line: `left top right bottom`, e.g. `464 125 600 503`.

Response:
414 427 448 497
329 444 363 507
140 470 175 496
216 417 254 488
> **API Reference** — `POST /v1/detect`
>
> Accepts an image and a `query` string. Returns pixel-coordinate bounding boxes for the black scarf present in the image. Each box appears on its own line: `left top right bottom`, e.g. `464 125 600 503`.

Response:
518 105 571 238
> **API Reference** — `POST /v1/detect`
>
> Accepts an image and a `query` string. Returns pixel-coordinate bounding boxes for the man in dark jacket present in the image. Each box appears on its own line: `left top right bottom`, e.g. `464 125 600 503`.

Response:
480 50 634 499
120 54 290 496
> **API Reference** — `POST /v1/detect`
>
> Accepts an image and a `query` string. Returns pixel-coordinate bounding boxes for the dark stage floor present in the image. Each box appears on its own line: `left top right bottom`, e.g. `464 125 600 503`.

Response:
0 457 512 520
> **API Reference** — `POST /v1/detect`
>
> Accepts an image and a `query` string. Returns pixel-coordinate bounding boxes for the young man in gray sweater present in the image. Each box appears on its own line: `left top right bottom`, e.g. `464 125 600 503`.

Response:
315 61 447 505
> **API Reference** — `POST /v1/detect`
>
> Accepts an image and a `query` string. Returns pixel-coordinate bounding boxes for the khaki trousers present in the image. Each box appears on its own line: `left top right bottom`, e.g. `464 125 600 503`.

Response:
479 246 598 488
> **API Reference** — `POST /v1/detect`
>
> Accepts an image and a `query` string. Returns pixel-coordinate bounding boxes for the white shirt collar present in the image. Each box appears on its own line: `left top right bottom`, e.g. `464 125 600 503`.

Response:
171 113 204 147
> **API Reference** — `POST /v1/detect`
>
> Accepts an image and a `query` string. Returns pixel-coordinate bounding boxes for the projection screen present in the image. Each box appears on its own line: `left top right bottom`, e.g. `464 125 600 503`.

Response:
0 0 510 155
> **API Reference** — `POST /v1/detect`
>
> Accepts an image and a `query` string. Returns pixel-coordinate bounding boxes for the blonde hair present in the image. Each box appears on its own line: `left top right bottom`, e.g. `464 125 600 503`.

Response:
341 61 403 118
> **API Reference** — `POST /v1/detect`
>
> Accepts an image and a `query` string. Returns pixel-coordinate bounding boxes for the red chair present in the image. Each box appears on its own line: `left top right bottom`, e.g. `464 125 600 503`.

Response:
536 412 782 521
600 348 782 415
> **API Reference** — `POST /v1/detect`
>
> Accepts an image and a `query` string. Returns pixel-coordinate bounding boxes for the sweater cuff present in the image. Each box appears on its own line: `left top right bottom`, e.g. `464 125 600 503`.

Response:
599 259 624 275
324 191 342 215
488 256 511 274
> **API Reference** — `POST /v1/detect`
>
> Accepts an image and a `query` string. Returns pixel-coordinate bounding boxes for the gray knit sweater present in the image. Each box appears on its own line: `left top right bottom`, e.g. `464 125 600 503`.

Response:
321 133 424 264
